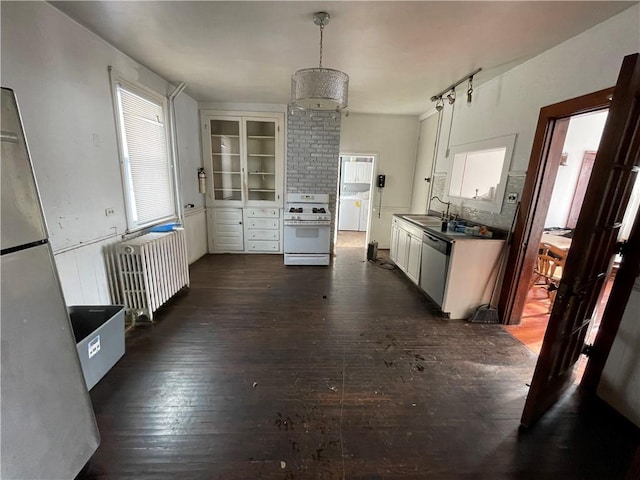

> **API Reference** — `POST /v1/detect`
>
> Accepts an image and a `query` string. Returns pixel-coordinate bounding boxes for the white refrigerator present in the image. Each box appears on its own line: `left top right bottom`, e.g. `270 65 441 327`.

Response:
1 88 100 478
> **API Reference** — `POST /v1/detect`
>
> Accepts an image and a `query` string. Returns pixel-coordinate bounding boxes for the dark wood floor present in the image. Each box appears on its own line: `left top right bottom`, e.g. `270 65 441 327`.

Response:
77 248 638 479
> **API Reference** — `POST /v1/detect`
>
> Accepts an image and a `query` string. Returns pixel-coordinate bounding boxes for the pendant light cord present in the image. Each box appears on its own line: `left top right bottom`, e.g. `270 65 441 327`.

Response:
319 24 324 68
445 100 456 157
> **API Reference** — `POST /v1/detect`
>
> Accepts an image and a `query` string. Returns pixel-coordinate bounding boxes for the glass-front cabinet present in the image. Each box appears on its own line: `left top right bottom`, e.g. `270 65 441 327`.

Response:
246 120 277 203
210 119 242 201
202 111 284 208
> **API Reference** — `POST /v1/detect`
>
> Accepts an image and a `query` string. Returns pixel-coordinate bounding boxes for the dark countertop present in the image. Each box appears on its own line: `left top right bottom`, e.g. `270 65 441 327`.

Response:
394 213 506 242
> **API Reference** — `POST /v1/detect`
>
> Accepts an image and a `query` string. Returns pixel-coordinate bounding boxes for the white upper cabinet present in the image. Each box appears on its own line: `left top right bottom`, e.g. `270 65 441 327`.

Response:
342 160 372 184
201 111 284 208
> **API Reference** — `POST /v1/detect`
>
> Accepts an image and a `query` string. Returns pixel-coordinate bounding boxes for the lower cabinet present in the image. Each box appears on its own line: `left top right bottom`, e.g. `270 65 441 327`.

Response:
244 208 282 253
391 214 506 319
390 224 400 263
207 207 282 253
208 208 244 252
389 216 422 285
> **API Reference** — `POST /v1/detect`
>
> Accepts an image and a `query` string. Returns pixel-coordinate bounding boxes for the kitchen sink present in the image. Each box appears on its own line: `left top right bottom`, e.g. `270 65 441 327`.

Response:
401 215 443 228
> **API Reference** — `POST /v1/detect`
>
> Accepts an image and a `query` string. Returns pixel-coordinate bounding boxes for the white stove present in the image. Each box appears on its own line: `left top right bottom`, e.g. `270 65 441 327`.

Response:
284 193 332 265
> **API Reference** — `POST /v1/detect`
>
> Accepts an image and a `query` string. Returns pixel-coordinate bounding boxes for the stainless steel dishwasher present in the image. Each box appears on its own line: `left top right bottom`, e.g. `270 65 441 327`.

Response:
419 231 452 306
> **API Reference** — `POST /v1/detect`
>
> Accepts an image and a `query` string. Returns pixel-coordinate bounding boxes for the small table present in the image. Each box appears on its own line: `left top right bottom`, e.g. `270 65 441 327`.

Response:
541 233 572 254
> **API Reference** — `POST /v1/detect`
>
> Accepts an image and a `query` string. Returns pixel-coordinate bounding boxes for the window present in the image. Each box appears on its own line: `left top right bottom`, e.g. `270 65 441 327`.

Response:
113 80 176 231
444 134 516 214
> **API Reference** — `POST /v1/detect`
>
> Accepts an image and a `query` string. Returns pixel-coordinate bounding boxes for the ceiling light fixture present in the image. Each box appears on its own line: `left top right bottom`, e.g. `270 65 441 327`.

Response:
430 67 482 110
435 97 444 112
447 89 456 105
291 12 349 112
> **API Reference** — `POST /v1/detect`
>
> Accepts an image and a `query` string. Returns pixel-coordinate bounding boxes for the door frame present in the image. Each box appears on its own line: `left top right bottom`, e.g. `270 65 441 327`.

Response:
336 152 377 245
512 53 640 427
497 88 614 325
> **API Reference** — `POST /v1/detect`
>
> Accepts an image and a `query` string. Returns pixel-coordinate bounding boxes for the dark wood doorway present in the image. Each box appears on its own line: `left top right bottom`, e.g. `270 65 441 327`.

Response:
497 53 640 427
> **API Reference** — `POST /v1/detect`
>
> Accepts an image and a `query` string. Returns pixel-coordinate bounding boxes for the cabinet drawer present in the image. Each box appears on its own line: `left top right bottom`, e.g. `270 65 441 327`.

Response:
245 207 279 218
214 208 243 224
246 240 280 252
246 229 279 241
247 218 279 230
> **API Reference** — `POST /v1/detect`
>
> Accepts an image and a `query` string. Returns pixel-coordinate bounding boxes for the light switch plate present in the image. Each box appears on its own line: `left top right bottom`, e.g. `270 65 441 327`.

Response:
507 193 518 204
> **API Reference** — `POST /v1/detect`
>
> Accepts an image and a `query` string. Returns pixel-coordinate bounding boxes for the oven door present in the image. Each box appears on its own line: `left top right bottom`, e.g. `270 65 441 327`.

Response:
284 224 330 253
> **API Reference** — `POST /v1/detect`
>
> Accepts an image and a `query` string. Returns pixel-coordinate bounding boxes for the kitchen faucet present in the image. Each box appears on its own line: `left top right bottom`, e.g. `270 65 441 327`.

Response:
430 196 451 219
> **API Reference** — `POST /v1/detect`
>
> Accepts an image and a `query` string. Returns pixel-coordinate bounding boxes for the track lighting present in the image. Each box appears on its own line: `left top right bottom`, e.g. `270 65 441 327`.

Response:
446 89 456 105
430 67 482 110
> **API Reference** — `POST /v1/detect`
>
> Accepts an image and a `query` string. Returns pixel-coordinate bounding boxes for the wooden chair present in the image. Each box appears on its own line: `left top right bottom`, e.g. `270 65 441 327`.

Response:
529 242 567 312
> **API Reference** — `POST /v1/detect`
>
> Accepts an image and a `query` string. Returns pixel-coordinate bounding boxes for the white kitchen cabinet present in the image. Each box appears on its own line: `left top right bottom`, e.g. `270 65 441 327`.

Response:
390 224 400 263
389 216 422 285
406 234 422 283
208 207 244 252
244 207 282 253
391 214 505 319
201 111 284 208
356 162 373 184
202 111 284 254
442 238 504 319
342 161 373 184
343 162 357 183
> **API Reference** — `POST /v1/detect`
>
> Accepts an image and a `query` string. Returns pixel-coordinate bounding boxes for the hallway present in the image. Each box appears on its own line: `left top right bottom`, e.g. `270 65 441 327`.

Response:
77 249 638 479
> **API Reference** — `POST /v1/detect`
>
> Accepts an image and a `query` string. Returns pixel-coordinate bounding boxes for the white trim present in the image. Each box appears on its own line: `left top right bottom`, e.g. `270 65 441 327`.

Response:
199 103 287 113
419 108 438 121
443 133 517 214
109 67 178 232
53 231 120 255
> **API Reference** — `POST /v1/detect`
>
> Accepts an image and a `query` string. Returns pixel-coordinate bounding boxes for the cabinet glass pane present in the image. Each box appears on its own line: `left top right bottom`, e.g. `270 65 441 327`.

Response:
213 172 242 201
246 120 276 202
210 119 242 201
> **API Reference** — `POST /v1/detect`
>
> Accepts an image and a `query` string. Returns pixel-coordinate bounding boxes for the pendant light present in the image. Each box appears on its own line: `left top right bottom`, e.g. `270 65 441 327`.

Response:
291 12 349 112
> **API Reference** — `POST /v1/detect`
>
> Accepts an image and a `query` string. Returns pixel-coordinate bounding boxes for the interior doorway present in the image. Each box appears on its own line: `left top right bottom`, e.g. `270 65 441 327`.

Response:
499 53 640 428
503 110 609 356
336 154 375 250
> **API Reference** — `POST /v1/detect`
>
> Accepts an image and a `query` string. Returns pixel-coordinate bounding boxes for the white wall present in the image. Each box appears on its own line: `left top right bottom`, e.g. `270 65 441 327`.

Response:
545 111 608 227
176 94 205 211
340 113 419 248
410 114 439 214
428 4 640 229
1 2 200 304
416 5 639 416
598 277 640 427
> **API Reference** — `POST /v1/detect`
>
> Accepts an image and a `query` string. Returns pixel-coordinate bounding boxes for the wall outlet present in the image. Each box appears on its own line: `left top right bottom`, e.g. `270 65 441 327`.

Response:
507 193 518 204
105 208 115 216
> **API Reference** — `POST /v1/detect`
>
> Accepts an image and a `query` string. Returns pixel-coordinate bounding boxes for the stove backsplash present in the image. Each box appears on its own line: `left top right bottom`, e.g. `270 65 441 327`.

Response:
286 110 341 250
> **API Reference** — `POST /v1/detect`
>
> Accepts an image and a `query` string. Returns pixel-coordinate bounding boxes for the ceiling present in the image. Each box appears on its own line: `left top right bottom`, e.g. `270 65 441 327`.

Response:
51 1 636 115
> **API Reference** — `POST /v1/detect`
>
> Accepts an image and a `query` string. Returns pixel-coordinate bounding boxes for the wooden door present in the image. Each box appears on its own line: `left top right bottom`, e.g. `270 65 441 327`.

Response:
521 53 640 427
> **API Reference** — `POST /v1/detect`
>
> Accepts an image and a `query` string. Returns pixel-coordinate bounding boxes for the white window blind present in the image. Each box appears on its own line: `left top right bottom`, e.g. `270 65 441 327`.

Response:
116 83 176 230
